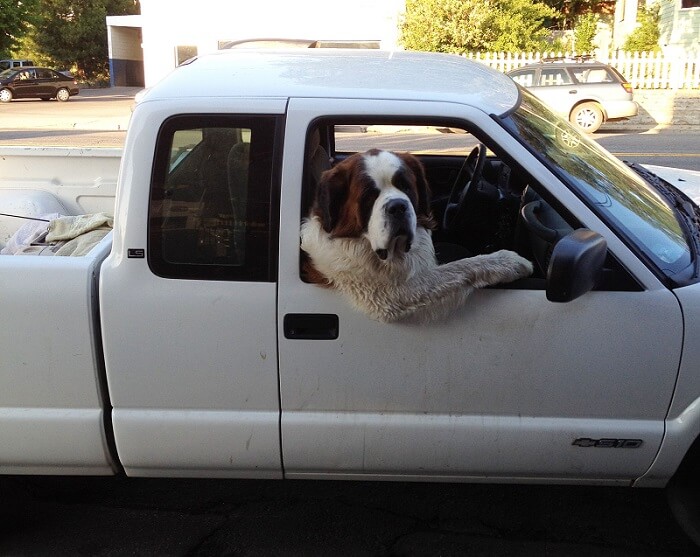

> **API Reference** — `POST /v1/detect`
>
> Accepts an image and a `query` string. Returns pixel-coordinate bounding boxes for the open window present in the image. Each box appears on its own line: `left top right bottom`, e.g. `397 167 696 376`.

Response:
301 118 641 293
302 119 539 268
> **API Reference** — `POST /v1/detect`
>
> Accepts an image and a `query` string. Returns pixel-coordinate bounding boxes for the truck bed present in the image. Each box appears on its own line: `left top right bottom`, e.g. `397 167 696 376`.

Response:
0 146 121 473
0 146 120 250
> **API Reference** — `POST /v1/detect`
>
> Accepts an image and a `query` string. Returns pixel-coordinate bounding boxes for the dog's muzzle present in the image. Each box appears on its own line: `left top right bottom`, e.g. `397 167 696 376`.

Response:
375 198 414 260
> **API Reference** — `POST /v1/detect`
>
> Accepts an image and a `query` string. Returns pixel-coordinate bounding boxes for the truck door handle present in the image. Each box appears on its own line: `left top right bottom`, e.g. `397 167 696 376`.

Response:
569 89 578 94
284 314 339 340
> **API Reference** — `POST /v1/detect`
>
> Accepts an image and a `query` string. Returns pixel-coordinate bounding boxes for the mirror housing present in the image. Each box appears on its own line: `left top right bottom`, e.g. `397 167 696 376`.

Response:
546 229 607 303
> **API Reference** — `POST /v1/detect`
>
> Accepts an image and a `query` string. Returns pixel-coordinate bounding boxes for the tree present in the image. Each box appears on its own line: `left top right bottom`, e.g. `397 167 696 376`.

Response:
400 0 559 53
33 0 139 79
0 0 40 58
573 12 599 52
400 0 492 53
623 4 661 52
485 0 559 51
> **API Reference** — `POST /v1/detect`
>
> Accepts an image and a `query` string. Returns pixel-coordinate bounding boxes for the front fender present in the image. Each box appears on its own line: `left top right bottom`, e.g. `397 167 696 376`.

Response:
637 282 700 487
636 396 700 487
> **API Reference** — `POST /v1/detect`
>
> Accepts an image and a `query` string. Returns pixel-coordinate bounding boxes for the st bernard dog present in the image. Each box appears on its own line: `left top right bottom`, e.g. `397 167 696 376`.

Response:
301 149 533 323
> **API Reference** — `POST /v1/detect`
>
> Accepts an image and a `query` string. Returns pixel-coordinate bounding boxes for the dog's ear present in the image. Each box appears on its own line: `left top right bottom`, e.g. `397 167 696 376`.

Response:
399 153 435 230
314 165 349 234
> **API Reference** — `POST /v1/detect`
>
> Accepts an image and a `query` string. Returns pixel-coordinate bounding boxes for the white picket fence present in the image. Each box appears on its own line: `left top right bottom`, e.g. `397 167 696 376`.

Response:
463 51 700 89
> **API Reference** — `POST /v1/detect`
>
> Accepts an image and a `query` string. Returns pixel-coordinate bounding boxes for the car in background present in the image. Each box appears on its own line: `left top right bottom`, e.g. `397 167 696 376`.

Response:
0 66 79 103
507 56 638 133
0 59 34 72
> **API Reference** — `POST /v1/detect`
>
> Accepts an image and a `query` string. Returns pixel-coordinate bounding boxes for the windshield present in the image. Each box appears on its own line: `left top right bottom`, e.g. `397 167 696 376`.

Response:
0 69 16 79
499 89 692 279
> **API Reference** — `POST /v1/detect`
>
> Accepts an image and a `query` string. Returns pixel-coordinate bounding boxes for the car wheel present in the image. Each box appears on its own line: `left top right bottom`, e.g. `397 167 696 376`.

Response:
0 88 12 103
667 473 700 548
55 88 70 102
569 102 604 133
666 440 700 548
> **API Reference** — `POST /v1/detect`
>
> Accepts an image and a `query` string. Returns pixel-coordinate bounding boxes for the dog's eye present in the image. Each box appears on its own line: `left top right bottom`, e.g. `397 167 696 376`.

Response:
359 186 379 227
393 171 418 205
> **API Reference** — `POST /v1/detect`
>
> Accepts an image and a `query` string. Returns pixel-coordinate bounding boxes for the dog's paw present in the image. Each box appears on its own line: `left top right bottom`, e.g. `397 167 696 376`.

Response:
492 250 534 280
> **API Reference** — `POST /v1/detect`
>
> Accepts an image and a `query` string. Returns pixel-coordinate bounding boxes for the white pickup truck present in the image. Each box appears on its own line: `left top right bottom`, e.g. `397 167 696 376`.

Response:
2 50 700 543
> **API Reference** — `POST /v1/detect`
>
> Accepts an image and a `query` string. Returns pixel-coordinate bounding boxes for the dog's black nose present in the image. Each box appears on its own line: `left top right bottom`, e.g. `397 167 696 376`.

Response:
376 249 389 260
385 198 409 217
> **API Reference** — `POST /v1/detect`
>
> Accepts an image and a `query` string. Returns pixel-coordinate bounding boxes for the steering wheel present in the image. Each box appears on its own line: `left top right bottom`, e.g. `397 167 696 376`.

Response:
443 144 486 231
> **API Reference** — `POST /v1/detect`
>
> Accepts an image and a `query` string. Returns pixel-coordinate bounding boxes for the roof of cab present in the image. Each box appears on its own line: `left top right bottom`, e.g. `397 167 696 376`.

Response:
144 49 520 116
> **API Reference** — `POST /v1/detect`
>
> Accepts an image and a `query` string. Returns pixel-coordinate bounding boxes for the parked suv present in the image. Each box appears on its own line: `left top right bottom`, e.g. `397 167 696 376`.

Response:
0 59 34 72
507 56 638 133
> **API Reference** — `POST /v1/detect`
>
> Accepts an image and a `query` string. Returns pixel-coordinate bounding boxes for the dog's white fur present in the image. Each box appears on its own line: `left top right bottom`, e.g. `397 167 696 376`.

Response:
301 150 533 323
363 150 418 255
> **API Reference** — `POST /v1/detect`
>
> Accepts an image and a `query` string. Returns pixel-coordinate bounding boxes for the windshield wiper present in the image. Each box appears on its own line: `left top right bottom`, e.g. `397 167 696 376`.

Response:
628 162 700 279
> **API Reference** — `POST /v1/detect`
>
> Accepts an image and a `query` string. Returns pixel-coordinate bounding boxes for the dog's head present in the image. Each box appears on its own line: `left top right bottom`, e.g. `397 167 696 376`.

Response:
311 149 434 261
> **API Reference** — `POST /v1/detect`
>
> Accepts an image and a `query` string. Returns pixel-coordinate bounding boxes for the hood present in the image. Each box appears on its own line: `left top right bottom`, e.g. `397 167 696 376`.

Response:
643 164 700 206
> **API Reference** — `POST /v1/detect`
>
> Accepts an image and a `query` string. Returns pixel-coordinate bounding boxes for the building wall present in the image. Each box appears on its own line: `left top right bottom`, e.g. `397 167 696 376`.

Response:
109 26 144 87
660 0 700 55
138 0 405 86
613 0 641 49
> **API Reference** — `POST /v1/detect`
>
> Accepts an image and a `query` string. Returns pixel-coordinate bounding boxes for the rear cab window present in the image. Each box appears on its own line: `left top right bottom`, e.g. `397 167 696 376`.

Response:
148 115 282 281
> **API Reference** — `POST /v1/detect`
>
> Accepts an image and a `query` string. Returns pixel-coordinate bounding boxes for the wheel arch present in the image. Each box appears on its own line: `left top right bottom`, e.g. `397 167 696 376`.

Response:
637 397 700 488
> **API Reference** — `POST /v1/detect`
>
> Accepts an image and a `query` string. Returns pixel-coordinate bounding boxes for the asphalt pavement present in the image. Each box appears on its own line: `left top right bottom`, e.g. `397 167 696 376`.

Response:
2 475 699 556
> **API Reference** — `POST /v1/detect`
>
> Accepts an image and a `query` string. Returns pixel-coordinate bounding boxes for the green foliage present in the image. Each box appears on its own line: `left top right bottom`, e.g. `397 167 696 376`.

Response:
487 0 559 51
32 0 138 79
399 0 491 53
539 0 609 29
573 12 599 53
400 0 559 53
0 0 40 58
623 4 661 52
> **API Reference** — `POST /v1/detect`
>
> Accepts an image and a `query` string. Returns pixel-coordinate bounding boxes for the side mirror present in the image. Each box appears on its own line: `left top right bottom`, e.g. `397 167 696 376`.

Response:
547 229 607 303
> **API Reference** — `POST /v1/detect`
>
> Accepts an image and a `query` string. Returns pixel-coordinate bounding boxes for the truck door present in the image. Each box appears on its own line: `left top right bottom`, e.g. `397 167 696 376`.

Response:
277 98 683 482
100 108 284 477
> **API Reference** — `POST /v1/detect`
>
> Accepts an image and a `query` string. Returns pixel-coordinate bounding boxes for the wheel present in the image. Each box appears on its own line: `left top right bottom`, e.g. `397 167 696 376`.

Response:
442 144 486 231
666 440 700 548
0 88 12 103
569 102 603 133
667 473 700 548
55 88 70 102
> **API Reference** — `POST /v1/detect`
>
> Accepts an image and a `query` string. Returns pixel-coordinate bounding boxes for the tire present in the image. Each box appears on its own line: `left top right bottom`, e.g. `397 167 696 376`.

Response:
0 88 12 103
666 439 700 548
569 102 604 133
55 88 70 102
667 473 700 548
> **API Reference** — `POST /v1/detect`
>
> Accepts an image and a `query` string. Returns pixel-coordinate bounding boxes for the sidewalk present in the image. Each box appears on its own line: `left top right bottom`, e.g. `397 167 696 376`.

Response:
79 86 143 99
606 89 700 132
